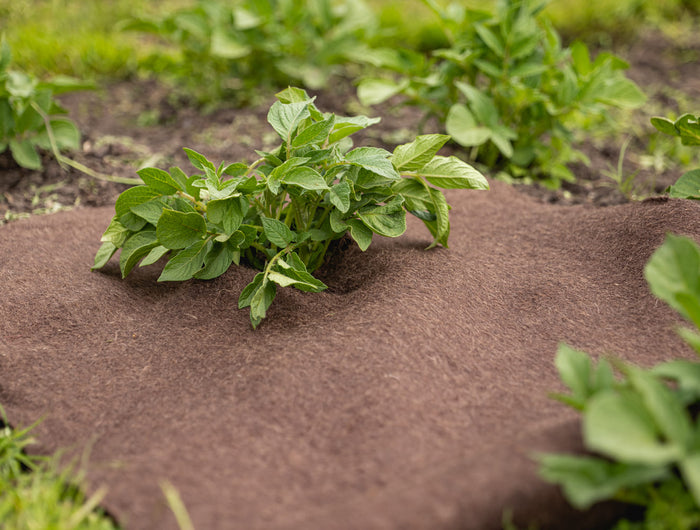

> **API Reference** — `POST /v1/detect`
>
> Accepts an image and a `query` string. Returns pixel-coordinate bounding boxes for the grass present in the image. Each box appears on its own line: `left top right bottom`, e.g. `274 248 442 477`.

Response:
0 0 188 79
0 405 119 529
0 405 197 529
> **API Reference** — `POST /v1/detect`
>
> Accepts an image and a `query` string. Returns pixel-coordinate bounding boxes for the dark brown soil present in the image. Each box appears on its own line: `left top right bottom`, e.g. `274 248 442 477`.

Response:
1 30 699 223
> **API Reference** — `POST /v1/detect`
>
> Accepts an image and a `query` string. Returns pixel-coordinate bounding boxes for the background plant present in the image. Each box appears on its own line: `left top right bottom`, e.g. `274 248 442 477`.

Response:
651 113 700 200
538 234 700 528
93 87 488 328
0 41 89 170
358 0 646 188
121 0 383 106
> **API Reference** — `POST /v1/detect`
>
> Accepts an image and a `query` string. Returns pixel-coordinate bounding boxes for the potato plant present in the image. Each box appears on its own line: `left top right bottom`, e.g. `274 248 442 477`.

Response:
93 88 488 328
0 41 88 170
122 0 381 105
357 0 646 187
539 234 700 527
652 113 700 199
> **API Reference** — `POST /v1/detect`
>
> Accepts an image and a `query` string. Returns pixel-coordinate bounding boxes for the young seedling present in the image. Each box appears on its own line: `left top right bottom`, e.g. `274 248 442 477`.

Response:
93 87 488 328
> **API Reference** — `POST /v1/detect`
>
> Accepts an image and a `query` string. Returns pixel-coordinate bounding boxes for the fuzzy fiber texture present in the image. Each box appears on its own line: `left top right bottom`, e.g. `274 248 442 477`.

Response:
1 181 698 529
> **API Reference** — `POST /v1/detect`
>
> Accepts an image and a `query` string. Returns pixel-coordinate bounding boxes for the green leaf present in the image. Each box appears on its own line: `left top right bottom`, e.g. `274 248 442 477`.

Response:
329 115 381 144
137 167 180 194
651 116 678 137
139 245 169 267
679 453 700 506
594 78 647 109
169 166 191 193
210 28 250 59
554 344 598 410
92 242 117 270
675 115 700 146
43 119 80 150
183 148 216 172
329 181 351 213
119 230 158 278
292 116 335 148
446 104 491 147
346 147 399 180
100 217 130 247
392 134 450 172
194 242 235 280
118 211 148 231
627 366 692 448
346 218 373 251
268 269 327 292
668 170 700 199
645 235 700 327
267 157 310 194
455 82 499 126
583 390 681 466
358 196 407 238
223 162 248 177
9 139 41 170
357 78 404 106
538 453 669 510
130 198 168 225
249 279 277 328
239 273 264 309
392 178 432 211
156 209 208 250
417 156 489 190
653 361 700 400
282 167 329 191
275 87 312 104
475 23 504 58
261 216 294 248
571 41 591 76
280 252 307 273
158 239 211 281
330 209 349 233
40 75 94 94
115 186 163 218
267 101 310 142
489 125 516 158
425 187 450 249
207 197 244 234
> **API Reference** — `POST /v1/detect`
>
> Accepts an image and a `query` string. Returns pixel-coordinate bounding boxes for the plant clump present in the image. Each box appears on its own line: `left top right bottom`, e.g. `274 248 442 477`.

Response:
357 0 646 187
121 0 383 105
0 41 89 170
93 87 488 328
539 234 700 527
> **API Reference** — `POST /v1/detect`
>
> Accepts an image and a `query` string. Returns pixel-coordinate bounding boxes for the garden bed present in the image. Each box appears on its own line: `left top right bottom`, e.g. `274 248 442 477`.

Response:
1 27 700 530
1 30 698 222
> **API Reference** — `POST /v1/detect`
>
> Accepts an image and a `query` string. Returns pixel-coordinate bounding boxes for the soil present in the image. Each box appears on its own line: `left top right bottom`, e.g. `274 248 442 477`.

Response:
1 30 699 224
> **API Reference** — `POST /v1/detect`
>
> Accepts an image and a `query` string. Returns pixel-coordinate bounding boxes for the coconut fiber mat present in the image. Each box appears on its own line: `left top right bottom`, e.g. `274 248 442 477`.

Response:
1 180 698 529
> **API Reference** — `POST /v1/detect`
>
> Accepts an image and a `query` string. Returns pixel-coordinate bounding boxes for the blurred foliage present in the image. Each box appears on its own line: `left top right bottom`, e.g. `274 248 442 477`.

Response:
0 0 188 79
0 0 698 82
121 0 383 105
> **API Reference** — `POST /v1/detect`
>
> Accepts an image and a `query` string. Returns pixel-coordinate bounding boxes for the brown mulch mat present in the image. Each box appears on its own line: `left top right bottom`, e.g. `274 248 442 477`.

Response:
1 180 698 529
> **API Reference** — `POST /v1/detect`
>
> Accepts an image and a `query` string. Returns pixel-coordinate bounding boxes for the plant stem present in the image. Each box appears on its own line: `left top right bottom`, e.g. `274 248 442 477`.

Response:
245 158 265 176
30 101 141 185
